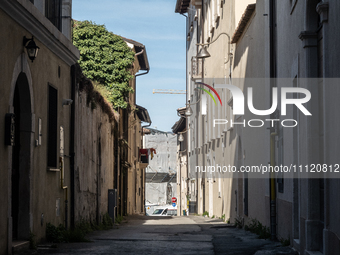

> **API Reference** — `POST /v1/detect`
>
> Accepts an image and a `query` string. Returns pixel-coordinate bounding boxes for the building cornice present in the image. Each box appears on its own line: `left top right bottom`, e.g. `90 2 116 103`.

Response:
231 4 256 44
0 0 79 66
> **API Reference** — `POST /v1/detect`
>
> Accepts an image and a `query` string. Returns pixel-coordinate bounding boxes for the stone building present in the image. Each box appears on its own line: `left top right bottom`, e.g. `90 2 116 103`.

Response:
144 129 177 211
175 0 340 254
0 0 79 253
0 1 151 254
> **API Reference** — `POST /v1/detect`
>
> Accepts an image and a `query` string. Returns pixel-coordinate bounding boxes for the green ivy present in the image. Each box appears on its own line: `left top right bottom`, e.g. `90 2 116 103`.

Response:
73 21 135 109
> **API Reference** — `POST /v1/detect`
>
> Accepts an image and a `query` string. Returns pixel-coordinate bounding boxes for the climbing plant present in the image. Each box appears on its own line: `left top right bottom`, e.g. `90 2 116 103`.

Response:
73 20 135 109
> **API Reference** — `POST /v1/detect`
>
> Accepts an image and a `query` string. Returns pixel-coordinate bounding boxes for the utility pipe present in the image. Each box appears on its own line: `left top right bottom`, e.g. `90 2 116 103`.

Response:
270 132 277 240
70 64 76 228
59 156 68 228
201 0 205 214
269 0 277 241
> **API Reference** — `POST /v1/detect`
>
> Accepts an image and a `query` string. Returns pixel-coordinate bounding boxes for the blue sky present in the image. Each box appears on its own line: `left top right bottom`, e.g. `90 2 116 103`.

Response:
72 0 186 132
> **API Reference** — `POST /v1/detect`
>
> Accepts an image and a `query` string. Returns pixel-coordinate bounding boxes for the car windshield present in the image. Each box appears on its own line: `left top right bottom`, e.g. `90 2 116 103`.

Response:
152 209 163 214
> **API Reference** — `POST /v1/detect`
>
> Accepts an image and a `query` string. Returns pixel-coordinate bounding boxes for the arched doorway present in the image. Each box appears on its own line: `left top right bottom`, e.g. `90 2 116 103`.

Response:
11 72 32 241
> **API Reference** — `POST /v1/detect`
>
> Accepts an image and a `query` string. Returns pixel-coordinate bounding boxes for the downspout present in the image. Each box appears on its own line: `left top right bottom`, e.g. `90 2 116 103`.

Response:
201 0 206 214
70 64 76 229
135 70 149 77
135 47 151 139
130 48 145 104
134 47 150 213
181 10 189 216
135 49 148 78
270 132 277 240
135 48 149 77
135 49 144 57
60 156 68 228
269 0 277 241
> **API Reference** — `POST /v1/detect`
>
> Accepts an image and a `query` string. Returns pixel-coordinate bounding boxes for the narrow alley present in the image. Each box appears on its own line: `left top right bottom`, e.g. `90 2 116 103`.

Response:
23 216 297 255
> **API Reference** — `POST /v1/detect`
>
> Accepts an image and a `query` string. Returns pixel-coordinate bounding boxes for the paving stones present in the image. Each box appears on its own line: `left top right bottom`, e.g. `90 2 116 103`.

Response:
18 215 297 255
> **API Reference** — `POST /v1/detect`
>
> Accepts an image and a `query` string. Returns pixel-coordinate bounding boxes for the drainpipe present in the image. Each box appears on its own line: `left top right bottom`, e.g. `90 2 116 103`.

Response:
135 48 149 78
59 156 68 228
270 132 277 240
70 64 76 228
269 0 277 241
201 0 206 214
135 70 149 78
135 47 151 140
181 9 189 216
135 48 151 104
135 49 149 77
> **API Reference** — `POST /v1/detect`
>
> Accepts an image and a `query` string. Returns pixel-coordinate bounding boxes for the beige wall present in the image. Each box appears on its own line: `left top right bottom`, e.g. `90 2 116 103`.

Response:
187 0 340 253
0 5 78 253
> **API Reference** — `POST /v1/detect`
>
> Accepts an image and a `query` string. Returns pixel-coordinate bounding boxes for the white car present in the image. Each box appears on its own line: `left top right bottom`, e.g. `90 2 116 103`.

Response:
152 208 168 216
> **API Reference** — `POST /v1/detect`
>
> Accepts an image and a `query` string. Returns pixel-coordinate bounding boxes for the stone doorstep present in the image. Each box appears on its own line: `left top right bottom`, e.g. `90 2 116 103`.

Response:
12 240 30 254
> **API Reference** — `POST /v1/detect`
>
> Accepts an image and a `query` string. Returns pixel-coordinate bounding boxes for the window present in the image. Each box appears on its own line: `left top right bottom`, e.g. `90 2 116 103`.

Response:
45 0 62 31
48 85 58 168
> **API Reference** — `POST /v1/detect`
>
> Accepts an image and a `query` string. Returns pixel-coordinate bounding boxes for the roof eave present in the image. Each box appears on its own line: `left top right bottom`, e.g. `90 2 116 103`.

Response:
231 4 256 44
175 0 190 14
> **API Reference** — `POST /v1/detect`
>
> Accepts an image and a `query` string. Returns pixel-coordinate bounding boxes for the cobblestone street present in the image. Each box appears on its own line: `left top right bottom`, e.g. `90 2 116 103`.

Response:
22 216 297 255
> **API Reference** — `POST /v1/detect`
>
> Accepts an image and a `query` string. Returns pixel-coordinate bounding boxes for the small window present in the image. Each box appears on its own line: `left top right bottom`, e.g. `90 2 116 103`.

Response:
45 0 62 30
48 85 58 168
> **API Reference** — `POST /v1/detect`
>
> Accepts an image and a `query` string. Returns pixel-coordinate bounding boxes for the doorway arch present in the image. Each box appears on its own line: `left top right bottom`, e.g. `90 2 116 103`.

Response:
8 53 34 244
11 72 32 240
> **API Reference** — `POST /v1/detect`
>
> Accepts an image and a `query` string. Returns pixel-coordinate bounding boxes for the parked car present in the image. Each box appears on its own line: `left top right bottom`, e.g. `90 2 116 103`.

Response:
152 208 168 216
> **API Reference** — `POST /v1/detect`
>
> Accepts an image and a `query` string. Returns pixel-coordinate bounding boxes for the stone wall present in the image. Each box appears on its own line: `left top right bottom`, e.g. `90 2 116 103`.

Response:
73 70 117 224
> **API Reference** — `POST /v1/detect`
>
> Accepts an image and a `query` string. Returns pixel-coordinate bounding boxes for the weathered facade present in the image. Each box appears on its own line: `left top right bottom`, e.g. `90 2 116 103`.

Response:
72 67 118 226
176 0 340 254
0 1 151 254
144 130 177 210
121 38 151 216
0 0 79 254
172 108 190 216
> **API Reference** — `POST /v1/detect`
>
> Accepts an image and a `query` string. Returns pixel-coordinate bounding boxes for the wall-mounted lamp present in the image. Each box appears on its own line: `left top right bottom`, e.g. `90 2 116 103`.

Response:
181 98 202 117
178 133 184 142
23 36 39 62
185 105 193 116
62 99 73 106
196 32 231 60
178 129 190 142
197 47 211 59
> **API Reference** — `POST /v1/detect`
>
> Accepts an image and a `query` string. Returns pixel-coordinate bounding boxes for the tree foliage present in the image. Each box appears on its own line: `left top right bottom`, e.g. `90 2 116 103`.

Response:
73 21 135 109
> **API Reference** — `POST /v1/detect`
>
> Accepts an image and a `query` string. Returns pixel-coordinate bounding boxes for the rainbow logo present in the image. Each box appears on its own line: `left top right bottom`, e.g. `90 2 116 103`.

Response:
196 82 223 106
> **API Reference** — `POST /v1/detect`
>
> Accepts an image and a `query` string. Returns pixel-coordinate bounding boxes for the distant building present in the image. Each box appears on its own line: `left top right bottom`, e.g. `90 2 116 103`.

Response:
144 129 177 209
